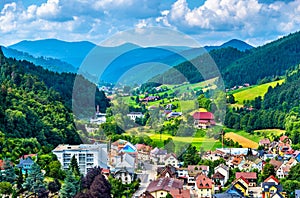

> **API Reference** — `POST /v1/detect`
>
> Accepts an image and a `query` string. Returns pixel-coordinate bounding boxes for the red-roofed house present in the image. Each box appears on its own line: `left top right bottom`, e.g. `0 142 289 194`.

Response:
195 174 214 198
0 160 4 170
193 112 216 129
259 138 271 149
279 135 292 144
236 172 257 187
146 177 183 198
169 189 190 198
231 176 249 197
264 175 280 185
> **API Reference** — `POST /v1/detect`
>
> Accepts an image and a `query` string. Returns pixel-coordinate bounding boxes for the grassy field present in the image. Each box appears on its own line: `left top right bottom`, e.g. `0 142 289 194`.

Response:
224 132 258 148
233 79 284 104
148 133 222 152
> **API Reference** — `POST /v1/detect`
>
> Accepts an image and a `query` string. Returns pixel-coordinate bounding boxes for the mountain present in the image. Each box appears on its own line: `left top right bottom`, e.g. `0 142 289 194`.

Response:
1 46 77 73
8 39 96 68
151 31 300 87
6 38 252 84
204 39 253 51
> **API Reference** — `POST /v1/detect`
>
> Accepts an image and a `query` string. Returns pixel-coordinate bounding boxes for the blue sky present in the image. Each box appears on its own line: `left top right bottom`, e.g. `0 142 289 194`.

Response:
0 0 300 47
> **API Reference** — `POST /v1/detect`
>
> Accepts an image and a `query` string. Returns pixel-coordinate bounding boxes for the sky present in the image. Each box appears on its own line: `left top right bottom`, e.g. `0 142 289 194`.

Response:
0 0 299 47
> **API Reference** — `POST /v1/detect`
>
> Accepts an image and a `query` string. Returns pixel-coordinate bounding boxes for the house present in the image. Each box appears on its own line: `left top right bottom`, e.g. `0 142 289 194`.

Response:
110 139 137 165
114 153 135 184
229 177 249 197
176 168 189 184
150 147 167 165
235 172 257 187
139 191 154 198
52 143 108 175
195 174 214 198
169 188 190 198
157 165 177 178
146 177 183 198
127 112 143 121
164 153 178 167
136 144 152 162
212 164 229 187
259 138 271 149
17 157 35 174
262 182 284 198
279 135 292 144
187 165 210 185
193 112 216 129
269 159 283 171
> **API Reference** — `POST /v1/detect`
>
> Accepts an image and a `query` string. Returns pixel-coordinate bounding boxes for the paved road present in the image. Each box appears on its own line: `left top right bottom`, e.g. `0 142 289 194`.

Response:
132 162 157 197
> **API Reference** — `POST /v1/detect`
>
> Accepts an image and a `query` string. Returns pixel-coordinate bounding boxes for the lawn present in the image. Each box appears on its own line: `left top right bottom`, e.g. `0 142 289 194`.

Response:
233 79 284 104
148 133 221 152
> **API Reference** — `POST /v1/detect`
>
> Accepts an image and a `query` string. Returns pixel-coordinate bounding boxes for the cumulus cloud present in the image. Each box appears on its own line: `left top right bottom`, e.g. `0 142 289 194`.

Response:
0 0 300 46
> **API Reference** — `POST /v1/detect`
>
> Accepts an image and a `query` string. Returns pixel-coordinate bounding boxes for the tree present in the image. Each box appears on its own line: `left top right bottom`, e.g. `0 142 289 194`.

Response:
282 180 300 198
81 167 102 190
69 155 80 177
164 138 175 153
0 182 13 197
48 179 61 195
89 174 111 198
37 187 49 198
227 94 235 104
60 171 78 198
260 163 276 182
47 160 64 179
2 159 16 183
16 168 23 189
22 163 45 197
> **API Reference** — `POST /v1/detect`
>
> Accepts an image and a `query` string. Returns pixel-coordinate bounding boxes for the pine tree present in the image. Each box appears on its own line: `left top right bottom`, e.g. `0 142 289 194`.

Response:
2 159 16 183
60 171 78 198
69 155 80 177
22 163 45 197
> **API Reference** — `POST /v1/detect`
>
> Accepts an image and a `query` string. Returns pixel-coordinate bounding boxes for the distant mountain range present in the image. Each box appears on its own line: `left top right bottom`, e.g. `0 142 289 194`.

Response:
2 38 253 84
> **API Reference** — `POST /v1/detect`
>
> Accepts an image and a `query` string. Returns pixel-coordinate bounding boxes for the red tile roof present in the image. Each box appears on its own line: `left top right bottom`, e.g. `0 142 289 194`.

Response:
234 176 249 185
259 138 270 145
280 135 289 142
193 112 214 120
0 160 4 170
236 172 257 180
195 174 213 189
146 178 183 193
169 189 190 198
264 175 280 184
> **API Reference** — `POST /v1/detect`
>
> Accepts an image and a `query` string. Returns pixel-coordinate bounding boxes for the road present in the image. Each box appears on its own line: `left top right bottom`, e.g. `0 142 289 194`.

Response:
132 162 157 198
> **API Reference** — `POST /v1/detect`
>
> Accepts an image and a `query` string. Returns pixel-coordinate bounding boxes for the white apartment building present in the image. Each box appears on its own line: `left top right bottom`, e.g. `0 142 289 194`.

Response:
52 143 108 175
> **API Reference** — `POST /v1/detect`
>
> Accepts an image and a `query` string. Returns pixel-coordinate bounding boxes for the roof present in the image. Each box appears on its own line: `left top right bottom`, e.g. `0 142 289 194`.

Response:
52 143 107 152
259 138 270 145
146 178 183 193
139 191 154 198
264 175 280 184
151 147 167 155
0 160 4 170
262 182 283 193
135 144 152 152
196 174 213 189
169 189 190 198
164 153 177 161
157 165 177 178
236 172 257 180
280 135 289 142
212 171 225 179
193 112 214 120
17 157 34 168
233 176 249 185
20 154 37 159
215 164 229 172
269 159 283 171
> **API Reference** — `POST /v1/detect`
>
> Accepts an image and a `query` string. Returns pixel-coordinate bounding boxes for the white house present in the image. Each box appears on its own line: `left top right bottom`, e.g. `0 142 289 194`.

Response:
164 153 178 167
114 153 135 184
150 147 167 164
126 112 143 121
52 144 108 175
213 164 229 186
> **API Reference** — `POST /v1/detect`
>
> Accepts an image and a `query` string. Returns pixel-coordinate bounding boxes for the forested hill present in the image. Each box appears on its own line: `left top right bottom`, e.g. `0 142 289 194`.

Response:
0 49 83 146
223 31 300 87
225 66 300 147
0 48 110 116
152 31 300 87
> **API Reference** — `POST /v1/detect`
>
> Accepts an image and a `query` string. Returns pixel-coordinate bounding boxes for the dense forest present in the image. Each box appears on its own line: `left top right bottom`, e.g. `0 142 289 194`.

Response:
225 66 300 147
1 47 110 117
152 31 300 88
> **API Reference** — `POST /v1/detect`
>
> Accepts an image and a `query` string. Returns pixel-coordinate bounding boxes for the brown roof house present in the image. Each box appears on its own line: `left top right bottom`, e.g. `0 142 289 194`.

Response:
146 177 183 198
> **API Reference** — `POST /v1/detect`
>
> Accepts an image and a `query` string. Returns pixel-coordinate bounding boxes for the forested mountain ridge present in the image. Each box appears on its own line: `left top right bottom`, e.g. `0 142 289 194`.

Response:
225 66 300 147
0 49 82 146
152 31 300 87
1 46 77 73
223 31 300 87
0 47 110 116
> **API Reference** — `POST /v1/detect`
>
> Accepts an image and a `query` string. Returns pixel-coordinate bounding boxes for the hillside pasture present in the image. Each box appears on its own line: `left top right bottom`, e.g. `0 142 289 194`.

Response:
224 132 258 149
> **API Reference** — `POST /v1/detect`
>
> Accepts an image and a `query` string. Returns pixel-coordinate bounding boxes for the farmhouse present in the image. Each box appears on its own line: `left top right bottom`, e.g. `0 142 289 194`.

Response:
193 112 216 129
